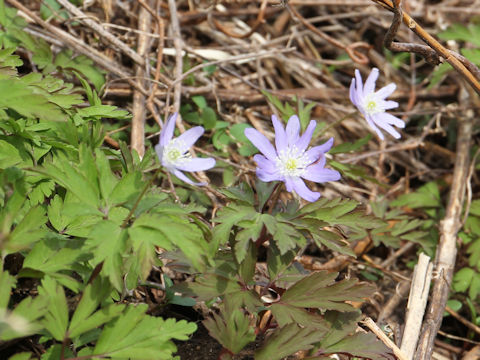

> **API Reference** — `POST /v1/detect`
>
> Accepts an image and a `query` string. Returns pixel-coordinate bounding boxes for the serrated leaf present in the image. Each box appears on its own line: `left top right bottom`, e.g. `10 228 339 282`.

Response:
108 171 142 206
0 269 16 309
212 204 256 248
280 271 374 311
270 303 328 329
94 148 118 203
22 237 84 276
453 267 475 293
391 181 441 209
39 156 100 208
68 279 124 338
38 277 68 341
174 273 242 302
319 313 393 360
255 323 324 360
6 205 47 253
132 213 208 271
329 134 371 154
0 139 22 168
8 353 32 360
203 296 256 354
85 220 128 291
93 304 196 359
0 78 64 121
77 104 130 120
54 50 105 92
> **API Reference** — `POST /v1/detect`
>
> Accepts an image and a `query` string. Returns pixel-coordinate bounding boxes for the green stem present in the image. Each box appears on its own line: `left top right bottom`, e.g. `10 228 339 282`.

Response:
121 167 162 228
317 110 358 137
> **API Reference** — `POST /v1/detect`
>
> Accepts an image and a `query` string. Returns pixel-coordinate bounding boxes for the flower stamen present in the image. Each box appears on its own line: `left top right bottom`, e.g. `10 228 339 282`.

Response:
276 146 310 177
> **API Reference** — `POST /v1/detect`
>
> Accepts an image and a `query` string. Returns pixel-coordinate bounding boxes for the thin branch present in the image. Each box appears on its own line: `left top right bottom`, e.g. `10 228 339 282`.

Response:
414 114 473 360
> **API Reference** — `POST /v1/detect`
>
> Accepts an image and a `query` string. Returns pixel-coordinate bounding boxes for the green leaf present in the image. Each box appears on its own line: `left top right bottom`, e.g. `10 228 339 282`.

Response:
93 304 196 359
270 303 328 329
201 107 217 130
174 273 242 302
391 181 441 209
108 171 143 206
38 277 68 341
85 220 128 291
318 312 392 360
21 237 84 287
0 77 64 121
212 204 256 248
280 271 374 311
330 134 371 154
54 50 105 92
0 139 22 168
192 95 207 109
203 296 256 354
132 213 209 271
0 268 15 309
255 323 325 360
39 155 100 208
77 104 130 120
6 205 47 254
8 353 33 360
230 123 252 143
1 293 49 341
68 279 124 338
453 267 474 293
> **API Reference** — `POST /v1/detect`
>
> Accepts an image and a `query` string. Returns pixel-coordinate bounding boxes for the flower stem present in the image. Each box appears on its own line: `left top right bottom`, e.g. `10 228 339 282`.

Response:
317 110 358 137
121 167 162 228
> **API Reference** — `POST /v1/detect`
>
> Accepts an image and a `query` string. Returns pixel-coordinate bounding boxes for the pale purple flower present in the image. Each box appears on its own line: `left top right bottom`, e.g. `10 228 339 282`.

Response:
350 68 405 140
244 114 340 202
155 113 215 186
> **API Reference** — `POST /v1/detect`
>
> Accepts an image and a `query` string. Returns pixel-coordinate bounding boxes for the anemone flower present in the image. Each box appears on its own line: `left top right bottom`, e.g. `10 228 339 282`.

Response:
350 68 405 140
155 113 215 186
244 114 340 202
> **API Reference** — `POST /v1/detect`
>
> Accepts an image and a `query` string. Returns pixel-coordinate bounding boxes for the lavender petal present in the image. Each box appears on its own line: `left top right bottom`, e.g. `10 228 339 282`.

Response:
364 68 379 94
375 83 396 99
378 112 405 128
354 69 364 98
380 100 399 110
295 120 317 153
253 154 277 173
291 177 320 202
172 168 207 186
303 164 341 183
269 115 287 153
160 113 177 146
244 128 277 161
366 115 385 140
373 115 401 139
257 168 284 182
304 137 334 162
349 79 358 107
176 126 205 152
285 115 301 146
175 157 216 172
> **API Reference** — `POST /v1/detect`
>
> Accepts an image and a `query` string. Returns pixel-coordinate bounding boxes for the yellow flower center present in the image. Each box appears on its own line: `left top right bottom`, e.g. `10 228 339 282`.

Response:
366 100 377 112
162 139 191 168
167 148 181 162
276 146 310 177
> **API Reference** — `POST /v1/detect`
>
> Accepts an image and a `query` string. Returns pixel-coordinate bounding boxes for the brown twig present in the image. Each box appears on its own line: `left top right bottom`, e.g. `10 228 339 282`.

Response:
372 0 480 96
139 0 166 127
211 0 268 39
131 0 153 158
414 115 473 360
56 0 147 67
167 0 183 117
285 3 371 64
